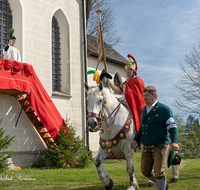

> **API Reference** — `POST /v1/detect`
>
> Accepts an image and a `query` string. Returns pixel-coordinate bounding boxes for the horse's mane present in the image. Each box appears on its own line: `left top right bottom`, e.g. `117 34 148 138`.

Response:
88 86 118 108
101 87 128 112
102 87 115 103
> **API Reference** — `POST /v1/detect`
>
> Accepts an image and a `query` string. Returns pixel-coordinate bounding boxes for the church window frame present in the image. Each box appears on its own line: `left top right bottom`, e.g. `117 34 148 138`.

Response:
0 0 12 58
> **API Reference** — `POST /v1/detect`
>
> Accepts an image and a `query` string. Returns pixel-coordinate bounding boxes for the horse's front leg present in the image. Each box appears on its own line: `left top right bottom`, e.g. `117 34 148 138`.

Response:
123 143 139 190
95 148 113 190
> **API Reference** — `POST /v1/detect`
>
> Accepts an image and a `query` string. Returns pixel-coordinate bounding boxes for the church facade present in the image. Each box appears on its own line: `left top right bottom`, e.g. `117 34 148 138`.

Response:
0 0 128 167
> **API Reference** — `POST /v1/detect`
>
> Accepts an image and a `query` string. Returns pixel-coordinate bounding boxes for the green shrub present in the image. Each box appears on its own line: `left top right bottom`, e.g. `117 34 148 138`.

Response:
47 123 93 168
185 150 192 158
189 131 196 138
0 119 15 173
194 137 198 146
181 138 187 145
187 141 194 149
192 149 196 157
196 146 200 153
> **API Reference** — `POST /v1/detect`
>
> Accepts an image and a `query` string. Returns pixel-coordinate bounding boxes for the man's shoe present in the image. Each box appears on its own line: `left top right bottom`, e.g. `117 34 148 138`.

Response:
146 180 155 187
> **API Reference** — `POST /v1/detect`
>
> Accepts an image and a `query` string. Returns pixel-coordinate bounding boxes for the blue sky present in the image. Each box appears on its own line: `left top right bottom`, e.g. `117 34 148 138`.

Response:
110 0 200 121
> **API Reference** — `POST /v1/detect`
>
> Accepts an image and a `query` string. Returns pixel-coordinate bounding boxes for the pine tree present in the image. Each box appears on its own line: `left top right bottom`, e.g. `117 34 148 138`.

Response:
179 115 200 158
0 119 15 173
186 115 195 131
47 123 92 168
193 119 200 140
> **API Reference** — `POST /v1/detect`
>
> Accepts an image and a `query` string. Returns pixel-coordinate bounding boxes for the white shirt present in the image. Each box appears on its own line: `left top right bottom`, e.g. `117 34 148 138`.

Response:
3 44 21 62
146 100 158 114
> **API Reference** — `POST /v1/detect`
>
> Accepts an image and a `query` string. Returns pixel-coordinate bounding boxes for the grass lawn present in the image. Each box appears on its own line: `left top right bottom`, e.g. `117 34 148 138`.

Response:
0 152 199 190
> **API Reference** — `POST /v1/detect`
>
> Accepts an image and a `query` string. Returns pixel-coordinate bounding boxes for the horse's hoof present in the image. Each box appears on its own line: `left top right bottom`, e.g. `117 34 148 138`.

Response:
126 187 137 190
127 187 134 190
170 177 178 183
127 183 139 190
105 178 113 190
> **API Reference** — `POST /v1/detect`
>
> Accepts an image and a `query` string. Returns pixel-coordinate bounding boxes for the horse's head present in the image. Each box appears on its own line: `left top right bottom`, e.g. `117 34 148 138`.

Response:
85 82 106 132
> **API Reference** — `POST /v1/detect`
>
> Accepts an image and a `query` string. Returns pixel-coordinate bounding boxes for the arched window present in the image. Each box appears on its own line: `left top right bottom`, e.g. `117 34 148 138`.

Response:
52 16 61 92
114 72 122 87
52 9 70 97
0 0 12 58
114 72 122 94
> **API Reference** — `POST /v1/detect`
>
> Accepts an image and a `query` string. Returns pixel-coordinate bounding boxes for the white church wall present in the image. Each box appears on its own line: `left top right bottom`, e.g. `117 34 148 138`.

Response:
0 94 47 152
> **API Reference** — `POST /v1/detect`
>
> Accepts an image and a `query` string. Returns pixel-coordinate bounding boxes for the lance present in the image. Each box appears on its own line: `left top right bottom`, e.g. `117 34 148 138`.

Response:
96 0 108 86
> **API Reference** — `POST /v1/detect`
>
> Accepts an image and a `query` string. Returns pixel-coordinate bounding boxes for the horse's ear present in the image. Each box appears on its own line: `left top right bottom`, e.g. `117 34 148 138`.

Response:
84 82 89 92
99 81 103 91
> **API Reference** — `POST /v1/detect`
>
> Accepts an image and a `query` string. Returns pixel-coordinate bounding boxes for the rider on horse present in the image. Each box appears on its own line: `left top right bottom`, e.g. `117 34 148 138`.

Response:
109 54 146 133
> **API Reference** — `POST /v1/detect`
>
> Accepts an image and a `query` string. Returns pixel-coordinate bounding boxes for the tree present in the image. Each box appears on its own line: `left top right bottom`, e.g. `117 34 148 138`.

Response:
47 124 92 168
179 130 200 159
174 114 186 133
186 115 195 131
86 0 122 47
0 119 15 173
178 115 200 158
193 118 200 141
173 41 200 116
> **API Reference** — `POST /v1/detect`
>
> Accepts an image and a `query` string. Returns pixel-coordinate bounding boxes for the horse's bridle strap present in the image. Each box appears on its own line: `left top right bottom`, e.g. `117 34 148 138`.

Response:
87 100 122 133
87 112 101 119
87 99 106 120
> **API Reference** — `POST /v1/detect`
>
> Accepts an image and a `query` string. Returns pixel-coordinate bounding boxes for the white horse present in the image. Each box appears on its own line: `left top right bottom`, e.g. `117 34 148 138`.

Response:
85 82 139 190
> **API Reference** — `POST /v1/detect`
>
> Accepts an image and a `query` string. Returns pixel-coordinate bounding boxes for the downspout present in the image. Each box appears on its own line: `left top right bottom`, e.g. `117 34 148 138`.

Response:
82 0 89 149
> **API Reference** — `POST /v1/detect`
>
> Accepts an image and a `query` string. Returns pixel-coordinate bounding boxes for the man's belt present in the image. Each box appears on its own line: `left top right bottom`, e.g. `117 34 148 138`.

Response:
143 145 157 152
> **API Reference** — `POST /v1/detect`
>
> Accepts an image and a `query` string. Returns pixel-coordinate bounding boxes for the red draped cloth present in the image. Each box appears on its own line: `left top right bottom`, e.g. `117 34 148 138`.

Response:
0 58 66 141
124 76 145 133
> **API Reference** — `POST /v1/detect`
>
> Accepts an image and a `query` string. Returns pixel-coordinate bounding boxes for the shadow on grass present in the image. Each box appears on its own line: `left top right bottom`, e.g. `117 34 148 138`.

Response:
102 160 126 164
175 176 200 181
72 183 149 190
72 185 127 190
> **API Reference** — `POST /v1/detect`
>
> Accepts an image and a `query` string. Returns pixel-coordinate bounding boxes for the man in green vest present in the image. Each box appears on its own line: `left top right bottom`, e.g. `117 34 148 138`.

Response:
130 86 179 190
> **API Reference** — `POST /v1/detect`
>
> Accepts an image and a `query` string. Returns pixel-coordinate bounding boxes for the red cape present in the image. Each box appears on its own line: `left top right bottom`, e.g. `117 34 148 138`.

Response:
124 76 145 133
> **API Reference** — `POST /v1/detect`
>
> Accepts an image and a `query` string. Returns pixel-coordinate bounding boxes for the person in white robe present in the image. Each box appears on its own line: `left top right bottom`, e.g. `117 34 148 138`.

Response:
3 36 21 62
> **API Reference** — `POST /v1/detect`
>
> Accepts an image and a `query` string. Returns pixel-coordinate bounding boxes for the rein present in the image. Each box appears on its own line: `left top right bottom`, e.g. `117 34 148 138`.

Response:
87 96 122 133
101 102 121 132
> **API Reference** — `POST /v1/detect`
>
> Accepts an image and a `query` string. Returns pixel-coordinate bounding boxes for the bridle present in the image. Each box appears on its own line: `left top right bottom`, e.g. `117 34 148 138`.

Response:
87 94 121 133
